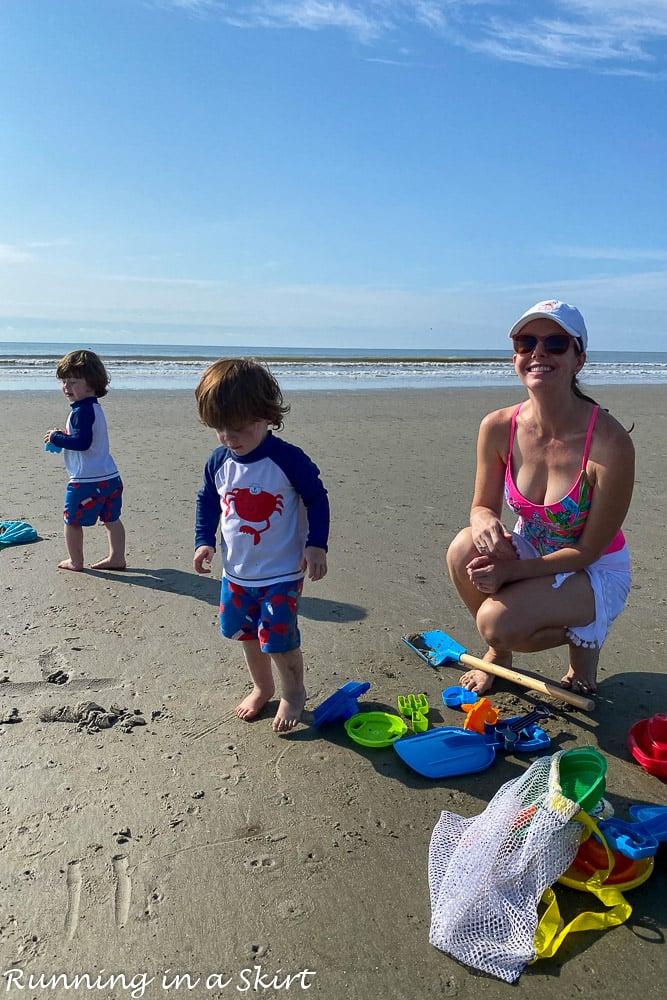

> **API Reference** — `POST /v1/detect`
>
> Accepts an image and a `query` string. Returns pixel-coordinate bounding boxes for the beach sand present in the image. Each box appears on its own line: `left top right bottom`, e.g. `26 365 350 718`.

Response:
1 386 666 998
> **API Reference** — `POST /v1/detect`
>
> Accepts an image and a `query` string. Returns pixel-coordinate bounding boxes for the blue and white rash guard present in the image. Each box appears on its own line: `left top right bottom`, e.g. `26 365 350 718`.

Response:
50 397 120 484
195 431 329 588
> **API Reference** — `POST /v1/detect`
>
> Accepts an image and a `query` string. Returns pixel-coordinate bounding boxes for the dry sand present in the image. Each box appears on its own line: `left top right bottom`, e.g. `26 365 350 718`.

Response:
1 385 666 999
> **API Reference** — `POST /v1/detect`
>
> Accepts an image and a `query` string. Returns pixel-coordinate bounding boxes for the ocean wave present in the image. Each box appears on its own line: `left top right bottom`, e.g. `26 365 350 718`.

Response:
2 351 667 391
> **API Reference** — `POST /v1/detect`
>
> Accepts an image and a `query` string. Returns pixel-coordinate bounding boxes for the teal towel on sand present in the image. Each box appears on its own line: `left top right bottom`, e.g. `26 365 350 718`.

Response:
0 521 39 546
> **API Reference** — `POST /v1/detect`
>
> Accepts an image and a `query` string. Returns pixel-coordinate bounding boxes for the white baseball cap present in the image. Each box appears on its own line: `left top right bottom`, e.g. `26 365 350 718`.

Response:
508 300 588 352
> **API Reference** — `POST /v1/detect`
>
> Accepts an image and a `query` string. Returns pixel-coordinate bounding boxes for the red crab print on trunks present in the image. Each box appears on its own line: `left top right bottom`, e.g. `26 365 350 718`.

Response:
222 485 284 545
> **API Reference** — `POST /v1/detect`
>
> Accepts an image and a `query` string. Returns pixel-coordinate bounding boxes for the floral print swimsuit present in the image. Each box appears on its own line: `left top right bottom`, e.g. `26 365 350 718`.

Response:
504 403 625 556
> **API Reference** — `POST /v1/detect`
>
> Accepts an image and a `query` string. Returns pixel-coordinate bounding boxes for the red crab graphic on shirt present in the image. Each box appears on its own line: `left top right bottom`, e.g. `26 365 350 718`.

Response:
222 485 284 545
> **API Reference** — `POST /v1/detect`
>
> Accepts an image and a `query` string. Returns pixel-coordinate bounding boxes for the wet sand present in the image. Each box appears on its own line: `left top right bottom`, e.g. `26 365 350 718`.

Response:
1 386 665 997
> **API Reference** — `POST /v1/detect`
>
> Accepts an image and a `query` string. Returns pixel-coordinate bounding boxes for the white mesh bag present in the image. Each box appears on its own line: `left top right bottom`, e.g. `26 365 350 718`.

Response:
428 752 583 983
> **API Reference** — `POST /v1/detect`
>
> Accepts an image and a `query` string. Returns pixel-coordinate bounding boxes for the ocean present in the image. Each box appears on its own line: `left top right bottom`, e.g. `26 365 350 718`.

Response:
1 341 667 392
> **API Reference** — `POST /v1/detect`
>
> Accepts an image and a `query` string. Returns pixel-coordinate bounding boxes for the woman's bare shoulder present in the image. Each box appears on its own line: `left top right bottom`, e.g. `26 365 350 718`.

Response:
593 406 635 460
479 403 520 436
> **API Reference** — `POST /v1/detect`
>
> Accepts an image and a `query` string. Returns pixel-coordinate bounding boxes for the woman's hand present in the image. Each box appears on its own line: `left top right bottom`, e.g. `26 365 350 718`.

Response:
466 554 516 594
470 513 517 561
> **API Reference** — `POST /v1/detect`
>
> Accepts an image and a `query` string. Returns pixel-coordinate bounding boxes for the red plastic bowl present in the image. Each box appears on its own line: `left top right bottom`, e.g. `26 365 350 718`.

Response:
628 716 667 778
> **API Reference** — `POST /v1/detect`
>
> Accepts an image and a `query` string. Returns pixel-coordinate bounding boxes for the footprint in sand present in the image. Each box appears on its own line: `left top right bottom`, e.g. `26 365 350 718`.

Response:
142 887 165 922
299 843 325 864
249 943 269 960
64 861 82 941
112 854 131 928
38 648 71 683
277 897 314 920
244 856 277 871
438 974 460 996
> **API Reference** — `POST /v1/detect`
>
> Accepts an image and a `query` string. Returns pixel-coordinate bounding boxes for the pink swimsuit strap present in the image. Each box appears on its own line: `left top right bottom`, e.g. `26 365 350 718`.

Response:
507 402 599 500
505 402 625 554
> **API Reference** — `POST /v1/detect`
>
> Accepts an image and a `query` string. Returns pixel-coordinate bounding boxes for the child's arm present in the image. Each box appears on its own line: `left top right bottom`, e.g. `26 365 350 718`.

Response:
194 450 224 568
303 546 327 581
280 446 330 552
289 450 329 581
48 401 95 451
44 428 65 444
194 545 215 574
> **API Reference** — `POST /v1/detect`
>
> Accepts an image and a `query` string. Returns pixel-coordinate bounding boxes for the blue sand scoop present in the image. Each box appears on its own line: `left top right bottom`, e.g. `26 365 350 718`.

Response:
311 681 371 727
393 726 496 779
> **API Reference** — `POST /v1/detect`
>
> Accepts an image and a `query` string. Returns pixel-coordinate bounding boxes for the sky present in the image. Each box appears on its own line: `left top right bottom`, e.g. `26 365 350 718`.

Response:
1 0 667 351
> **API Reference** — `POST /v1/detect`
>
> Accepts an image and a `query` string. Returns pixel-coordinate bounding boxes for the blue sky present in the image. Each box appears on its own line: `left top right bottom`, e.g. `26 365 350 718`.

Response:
1 0 666 351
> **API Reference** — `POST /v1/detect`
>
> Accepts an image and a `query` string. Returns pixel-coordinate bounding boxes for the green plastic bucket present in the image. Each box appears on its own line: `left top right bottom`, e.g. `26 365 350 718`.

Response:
559 747 607 812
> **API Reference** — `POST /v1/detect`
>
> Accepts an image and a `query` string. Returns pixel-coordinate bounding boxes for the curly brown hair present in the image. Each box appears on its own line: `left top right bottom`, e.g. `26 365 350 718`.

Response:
195 358 290 430
55 350 110 397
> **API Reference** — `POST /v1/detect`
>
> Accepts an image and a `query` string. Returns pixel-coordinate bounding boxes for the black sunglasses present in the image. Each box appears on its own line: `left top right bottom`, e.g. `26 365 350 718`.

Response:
512 333 574 355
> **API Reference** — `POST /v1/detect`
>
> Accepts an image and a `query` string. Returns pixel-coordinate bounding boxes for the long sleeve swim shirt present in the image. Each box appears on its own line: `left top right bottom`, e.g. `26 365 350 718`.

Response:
50 397 120 483
195 431 329 587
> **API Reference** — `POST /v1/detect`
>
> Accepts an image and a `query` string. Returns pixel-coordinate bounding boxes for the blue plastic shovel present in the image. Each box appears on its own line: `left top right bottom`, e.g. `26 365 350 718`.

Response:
402 630 595 712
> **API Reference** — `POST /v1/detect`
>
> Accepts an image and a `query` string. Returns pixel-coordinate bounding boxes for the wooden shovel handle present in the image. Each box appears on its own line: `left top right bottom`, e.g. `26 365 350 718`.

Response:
459 652 595 712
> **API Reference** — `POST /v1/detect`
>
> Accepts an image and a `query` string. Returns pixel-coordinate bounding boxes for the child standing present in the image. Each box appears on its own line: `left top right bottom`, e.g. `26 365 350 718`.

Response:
44 349 126 572
193 358 329 733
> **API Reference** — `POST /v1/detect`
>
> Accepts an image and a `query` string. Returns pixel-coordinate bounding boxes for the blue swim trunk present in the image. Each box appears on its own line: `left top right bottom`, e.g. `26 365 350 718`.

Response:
219 577 303 654
64 476 124 527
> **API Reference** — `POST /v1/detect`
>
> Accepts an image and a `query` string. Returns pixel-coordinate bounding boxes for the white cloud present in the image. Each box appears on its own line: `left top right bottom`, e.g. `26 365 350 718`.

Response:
3 252 667 350
162 0 393 41
466 4 666 72
156 1 667 74
0 244 33 263
0 241 71 263
546 245 667 262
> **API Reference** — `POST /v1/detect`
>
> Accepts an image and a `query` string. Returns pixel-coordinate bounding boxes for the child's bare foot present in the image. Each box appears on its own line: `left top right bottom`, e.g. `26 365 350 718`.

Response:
58 559 84 572
460 650 512 696
90 557 127 570
272 688 306 733
236 685 274 721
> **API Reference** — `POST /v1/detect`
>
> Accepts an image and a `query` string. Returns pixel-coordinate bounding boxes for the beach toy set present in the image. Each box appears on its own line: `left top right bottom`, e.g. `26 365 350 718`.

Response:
394 689 552 778
427 747 659 982
448 690 551 747
313 683 664 979
341 692 431 749
313 682 431 747
312 681 411 748
312 680 551 778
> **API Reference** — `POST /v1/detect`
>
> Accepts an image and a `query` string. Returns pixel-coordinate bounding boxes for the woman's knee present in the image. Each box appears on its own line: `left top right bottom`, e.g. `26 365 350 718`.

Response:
446 528 474 576
476 599 519 648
